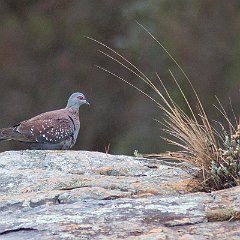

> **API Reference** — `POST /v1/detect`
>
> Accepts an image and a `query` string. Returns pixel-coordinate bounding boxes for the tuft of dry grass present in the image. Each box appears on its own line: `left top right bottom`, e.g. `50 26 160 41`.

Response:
87 24 240 192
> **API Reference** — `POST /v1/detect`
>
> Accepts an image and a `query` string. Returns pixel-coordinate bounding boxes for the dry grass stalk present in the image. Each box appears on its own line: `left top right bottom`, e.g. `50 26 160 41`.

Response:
88 24 240 191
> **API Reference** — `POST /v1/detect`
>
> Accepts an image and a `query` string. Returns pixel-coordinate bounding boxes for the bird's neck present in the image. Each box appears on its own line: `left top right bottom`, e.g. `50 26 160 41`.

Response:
66 106 79 116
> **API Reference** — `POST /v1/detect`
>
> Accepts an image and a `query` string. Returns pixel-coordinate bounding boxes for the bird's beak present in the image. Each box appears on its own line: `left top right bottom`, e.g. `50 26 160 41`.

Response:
85 100 90 106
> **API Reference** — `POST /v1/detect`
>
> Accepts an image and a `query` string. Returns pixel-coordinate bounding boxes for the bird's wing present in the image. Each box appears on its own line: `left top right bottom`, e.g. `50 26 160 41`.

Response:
0 116 75 143
19 116 75 143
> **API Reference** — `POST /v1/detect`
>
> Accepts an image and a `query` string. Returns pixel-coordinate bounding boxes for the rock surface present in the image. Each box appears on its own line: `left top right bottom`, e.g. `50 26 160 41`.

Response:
0 150 239 239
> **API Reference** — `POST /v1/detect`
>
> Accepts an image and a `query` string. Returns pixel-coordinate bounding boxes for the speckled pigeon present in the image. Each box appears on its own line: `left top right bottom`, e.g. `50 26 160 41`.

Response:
0 92 89 150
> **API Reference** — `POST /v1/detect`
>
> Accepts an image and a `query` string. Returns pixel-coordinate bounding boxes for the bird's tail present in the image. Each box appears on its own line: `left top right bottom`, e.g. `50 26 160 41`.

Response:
0 127 15 141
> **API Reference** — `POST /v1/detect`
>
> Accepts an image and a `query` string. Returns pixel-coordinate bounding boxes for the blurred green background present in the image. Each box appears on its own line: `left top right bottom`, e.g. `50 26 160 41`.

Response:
0 0 239 154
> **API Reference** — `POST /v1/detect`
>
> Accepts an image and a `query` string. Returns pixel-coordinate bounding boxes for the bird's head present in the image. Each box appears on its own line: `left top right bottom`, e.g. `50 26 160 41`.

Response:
66 92 90 109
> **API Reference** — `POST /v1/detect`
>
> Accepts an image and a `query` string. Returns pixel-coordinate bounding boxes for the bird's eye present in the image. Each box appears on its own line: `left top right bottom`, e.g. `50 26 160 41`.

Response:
78 96 84 100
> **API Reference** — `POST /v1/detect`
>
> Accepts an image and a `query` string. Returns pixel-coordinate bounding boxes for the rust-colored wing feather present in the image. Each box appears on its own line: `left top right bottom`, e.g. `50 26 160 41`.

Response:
0 110 75 143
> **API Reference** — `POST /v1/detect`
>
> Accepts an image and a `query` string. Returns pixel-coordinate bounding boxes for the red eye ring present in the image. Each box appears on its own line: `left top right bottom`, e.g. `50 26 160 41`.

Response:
78 96 84 100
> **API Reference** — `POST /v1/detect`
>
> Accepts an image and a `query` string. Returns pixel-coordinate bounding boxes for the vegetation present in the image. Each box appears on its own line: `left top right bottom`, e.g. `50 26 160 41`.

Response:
90 25 240 192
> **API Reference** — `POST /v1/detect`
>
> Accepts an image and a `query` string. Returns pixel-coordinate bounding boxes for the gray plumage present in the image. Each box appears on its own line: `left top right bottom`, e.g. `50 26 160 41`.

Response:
0 92 89 150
